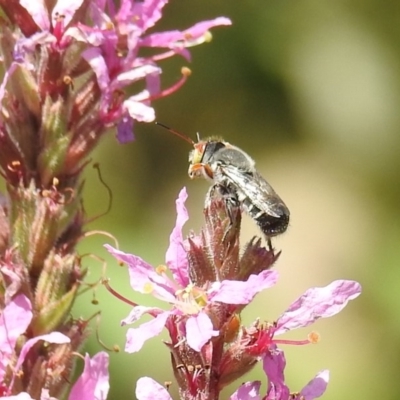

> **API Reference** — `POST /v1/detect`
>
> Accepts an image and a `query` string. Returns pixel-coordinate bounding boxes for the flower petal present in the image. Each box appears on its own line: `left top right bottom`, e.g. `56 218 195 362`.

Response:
275 280 362 334
19 0 49 31
0 294 33 382
263 347 290 400
105 245 176 302
136 377 172 400
165 187 189 287
209 270 278 305
117 65 161 86
300 370 329 400
9 332 70 390
117 117 134 143
121 306 163 326
0 294 32 354
186 312 218 352
52 0 85 27
1 393 34 400
125 311 171 353
82 48 109 90
141 17 232 48
124 99 155 122
69 352 110 400
115 0 169 34
230 381 261 400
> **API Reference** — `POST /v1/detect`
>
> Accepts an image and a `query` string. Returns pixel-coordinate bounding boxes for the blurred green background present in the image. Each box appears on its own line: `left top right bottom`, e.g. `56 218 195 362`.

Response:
74 1 400 399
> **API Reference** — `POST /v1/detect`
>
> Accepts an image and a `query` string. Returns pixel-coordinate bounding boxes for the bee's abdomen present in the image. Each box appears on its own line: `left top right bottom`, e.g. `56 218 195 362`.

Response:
254 211 289 237
243 200 290 237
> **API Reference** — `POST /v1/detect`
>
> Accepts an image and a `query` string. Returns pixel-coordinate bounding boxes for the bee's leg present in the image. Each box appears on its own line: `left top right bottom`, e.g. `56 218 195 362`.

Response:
206 183 241 241
267 237 274 253
217 183 241 242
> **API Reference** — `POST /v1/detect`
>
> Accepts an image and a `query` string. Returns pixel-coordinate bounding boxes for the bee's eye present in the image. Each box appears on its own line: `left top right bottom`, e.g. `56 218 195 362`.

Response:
190 146 204 164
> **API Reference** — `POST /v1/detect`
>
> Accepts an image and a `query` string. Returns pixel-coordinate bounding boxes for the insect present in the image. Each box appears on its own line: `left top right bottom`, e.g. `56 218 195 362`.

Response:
155 123 290 249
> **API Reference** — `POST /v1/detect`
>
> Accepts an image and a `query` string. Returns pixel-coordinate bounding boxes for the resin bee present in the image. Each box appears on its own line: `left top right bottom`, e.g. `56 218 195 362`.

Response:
156 123 290 248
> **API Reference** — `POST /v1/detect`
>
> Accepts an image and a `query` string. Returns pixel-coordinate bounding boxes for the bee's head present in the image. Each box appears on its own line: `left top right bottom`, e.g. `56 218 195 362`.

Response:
188 141 209 179
188 140 226 181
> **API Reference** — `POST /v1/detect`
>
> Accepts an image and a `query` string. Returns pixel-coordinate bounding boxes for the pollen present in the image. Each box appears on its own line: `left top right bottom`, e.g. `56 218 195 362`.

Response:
105 21 114 30
203 31 213 42
156 265 167 274
9 160 21 170
308 331 320 344
143 282 154 294
181 67 192 77
63 75 73 86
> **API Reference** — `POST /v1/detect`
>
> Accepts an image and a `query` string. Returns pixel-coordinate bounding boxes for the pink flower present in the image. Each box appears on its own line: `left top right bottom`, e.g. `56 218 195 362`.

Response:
2 0 231 144
274 280 362 335
231 348 329 400
135 377 172 400
233 280 362 357
69 352 110 400
104 184 362 398
0 294 71 397
230 381 261 400
228 279 362 400
0 294 108 399
264 348 329 400
0 294 32 384
105 187 278 353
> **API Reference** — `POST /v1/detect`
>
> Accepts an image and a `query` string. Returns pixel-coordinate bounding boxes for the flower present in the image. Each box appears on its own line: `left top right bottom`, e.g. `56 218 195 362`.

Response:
135 377 172 400
0 2 231 399
105 186 362 399
240 280 362 357
274 280 362 335
263 347 328 400
0 0 231 150
1 352 109 400
105 187 279 353
0 294 33 388
217 280 361 390
0 292 109 399
228 279 362 400
231 348 329 400
69 352 110 400
0 294 71 398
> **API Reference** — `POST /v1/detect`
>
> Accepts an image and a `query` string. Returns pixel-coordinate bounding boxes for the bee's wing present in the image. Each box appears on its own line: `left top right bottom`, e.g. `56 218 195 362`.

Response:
219 165 289 219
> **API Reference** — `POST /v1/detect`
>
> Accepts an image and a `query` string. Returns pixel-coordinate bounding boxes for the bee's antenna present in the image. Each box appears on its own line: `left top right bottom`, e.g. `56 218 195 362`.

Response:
155 122 195 145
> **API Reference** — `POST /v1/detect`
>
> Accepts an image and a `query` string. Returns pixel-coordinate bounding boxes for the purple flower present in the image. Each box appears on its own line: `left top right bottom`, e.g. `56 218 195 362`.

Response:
105 187 278 353
135 377 172 400
0 294 32 384
228 280 362 400
2 352 109 400
230 381 261 400
0 294 109 399
231 348 329 400
2 0 231 145
264 348 329 400
69 352 110 400
0 294 71 397
226 279 361 367
104 184 362 398
274 280 362 335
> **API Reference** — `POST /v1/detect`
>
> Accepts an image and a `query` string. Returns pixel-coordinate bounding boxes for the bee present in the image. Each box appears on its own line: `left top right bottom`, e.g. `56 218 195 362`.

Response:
156 123 290 249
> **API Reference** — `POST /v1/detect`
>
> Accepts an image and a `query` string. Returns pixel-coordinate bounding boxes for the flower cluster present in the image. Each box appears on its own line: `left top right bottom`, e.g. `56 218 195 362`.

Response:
106 188 362 399
0 0 231 398
0 293 109 400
